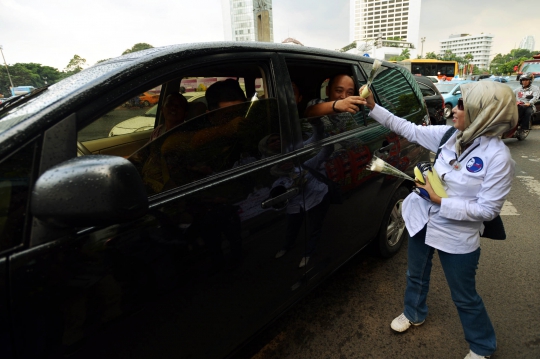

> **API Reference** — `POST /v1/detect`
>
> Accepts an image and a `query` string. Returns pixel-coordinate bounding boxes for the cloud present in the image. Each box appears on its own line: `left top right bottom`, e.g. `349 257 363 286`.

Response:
0 0 539 70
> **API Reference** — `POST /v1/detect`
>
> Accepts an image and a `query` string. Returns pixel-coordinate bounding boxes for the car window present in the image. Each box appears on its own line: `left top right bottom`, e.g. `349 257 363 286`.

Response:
418 83 436 97
369 65 422 119
78 86 162 142
129 98 279 195
0 140 36 252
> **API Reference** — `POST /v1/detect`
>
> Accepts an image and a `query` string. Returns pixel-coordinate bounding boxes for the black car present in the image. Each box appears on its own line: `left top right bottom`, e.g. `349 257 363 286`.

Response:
414 75 445 125
0 42 430 359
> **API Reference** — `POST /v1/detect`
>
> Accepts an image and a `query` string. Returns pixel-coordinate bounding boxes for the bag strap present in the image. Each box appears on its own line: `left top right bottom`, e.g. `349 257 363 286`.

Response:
433 127 457 165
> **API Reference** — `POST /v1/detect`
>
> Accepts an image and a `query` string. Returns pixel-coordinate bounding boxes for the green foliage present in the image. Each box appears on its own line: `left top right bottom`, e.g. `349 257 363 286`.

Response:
425 52 438 59
389 48 411 62
96 58 112 63
122 43 154 55
0 63 63 95
64 54 87 74
490 49 539 75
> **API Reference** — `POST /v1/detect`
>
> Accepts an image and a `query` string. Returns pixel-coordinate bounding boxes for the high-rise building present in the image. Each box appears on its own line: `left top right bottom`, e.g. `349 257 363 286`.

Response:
221 0 273 42
519 35 535 51
349 0 421 58
439 34 493 69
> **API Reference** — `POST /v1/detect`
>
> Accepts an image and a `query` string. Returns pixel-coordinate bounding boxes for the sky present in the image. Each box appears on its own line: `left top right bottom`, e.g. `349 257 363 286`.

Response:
1 0 539 71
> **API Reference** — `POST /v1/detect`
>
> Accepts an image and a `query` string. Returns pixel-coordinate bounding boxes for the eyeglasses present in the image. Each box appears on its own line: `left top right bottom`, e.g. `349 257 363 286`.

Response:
457 98 464 111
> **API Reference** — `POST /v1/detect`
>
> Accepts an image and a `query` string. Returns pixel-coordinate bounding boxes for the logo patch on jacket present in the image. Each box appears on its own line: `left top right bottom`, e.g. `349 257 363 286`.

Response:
466 157 484 173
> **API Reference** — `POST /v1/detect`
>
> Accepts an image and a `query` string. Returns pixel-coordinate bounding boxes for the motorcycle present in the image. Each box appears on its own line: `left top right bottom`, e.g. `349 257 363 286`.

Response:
501 100 536 141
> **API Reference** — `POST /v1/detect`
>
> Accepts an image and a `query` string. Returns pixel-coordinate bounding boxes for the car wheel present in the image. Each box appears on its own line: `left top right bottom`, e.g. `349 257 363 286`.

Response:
143 100 150 107
444 104 453 119
374 186 409 258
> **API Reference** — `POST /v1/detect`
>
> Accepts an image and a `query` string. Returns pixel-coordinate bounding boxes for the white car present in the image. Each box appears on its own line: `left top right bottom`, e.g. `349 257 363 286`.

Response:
108 92 206 137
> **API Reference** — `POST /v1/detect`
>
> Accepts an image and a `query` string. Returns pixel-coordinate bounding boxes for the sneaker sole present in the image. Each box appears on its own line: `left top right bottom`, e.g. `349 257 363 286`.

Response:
391 320 425 333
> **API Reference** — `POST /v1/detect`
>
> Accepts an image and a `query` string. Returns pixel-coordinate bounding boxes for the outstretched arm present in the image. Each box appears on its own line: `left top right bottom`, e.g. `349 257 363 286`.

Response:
304 96 365 117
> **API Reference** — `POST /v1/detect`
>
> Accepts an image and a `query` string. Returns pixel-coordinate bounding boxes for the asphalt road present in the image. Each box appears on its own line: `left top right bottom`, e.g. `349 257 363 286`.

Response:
239 127 540 359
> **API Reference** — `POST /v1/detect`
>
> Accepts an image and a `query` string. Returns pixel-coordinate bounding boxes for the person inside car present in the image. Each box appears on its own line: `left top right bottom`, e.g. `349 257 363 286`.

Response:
149 92 189 141
514 73 539 131
304 74 364 117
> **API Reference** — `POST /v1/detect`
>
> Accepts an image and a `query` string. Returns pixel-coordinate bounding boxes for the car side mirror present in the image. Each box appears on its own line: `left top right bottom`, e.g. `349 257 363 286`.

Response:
454 91 461 96
32 155 148 228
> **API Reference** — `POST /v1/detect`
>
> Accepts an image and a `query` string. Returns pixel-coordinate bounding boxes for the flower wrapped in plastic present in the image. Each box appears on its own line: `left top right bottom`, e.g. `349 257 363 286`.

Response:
367 156 414 182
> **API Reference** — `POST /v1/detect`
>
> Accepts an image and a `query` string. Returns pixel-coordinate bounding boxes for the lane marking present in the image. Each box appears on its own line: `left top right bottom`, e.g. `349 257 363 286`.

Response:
500 200 519 216
516 176 540 198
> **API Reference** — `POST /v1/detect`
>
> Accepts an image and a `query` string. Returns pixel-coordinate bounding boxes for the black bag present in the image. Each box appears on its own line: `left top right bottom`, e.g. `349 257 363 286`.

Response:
302 165 343 205
434 127 506 240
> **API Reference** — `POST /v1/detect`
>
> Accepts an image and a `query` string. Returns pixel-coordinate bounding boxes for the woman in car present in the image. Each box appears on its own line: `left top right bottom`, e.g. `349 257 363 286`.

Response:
359 81 517 359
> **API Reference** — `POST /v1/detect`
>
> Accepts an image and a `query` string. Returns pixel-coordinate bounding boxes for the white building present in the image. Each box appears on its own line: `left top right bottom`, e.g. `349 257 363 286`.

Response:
519 35 535 52
221 0 273 42
439 33 493 69
349 0 421 60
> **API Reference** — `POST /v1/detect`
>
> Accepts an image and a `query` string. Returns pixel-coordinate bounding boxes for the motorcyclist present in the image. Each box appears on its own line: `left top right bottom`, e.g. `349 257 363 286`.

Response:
514 73 539 130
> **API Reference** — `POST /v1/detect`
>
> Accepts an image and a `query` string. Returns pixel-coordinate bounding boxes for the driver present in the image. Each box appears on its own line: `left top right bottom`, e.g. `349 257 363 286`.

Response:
514 73 539 131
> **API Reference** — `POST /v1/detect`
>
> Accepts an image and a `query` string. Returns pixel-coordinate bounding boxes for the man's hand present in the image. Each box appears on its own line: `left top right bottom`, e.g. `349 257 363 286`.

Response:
358 85 376 110
333 96 364 114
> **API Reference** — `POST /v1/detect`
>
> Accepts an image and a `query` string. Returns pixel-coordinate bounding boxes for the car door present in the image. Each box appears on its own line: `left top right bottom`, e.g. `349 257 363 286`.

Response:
279 55 414 288
8 53 310 359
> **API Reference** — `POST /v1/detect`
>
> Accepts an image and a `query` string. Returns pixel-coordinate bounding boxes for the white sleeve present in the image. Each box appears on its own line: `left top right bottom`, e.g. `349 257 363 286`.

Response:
369 104 451 153
439 145 515 221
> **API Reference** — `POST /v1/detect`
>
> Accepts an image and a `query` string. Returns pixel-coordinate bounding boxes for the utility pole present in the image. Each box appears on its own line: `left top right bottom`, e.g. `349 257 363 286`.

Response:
0 45 15 92
420 37 426 58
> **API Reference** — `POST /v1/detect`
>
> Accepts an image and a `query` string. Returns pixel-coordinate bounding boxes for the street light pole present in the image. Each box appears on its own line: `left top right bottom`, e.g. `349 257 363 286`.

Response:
420 37 426 58
0 45 15 91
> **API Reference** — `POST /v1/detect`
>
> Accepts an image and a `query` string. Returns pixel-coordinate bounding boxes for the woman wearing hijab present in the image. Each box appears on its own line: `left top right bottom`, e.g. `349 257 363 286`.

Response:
359 81 517 359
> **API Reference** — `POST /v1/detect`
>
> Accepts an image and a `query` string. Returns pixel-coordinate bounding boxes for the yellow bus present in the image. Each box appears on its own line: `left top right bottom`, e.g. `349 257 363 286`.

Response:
392 59 459 80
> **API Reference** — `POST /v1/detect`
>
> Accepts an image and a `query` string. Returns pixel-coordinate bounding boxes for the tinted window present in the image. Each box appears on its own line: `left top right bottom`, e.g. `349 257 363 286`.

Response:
0 141 35 251
418 83 436 97
130 98 280 195
370 66 422 118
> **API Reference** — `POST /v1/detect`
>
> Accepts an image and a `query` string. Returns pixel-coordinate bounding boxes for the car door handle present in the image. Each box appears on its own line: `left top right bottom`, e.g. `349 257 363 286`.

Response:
378 143 396 153
261 188 299 209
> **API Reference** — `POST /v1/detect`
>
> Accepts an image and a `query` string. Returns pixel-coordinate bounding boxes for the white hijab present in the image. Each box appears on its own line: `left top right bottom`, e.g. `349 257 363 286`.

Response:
456 81 518 155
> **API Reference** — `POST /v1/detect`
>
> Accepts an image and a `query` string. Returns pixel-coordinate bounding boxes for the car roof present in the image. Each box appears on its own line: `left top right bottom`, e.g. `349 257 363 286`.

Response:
413 75 440 93
0 41 386 156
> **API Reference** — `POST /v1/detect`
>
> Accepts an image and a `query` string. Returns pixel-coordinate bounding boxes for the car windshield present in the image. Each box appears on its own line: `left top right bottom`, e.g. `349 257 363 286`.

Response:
434 83 456 94
522 62 540 73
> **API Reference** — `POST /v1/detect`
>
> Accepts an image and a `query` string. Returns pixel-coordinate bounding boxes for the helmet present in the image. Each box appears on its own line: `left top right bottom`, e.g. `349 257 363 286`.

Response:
520 73 534 86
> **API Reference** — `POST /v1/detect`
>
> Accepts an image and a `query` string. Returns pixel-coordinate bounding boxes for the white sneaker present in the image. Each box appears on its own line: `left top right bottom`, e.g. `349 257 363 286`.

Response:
275 249 287 259
390 313 425 332
464 350 490 359
298 256 310 268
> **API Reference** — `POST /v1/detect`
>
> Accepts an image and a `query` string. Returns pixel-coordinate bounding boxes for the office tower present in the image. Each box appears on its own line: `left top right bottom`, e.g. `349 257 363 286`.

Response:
221 0 273 42
519 36 535 52
439 34 493 69
349 0 421 45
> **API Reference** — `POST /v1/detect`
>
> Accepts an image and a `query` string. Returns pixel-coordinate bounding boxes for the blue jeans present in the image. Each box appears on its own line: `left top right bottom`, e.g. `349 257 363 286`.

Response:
403 226 496 356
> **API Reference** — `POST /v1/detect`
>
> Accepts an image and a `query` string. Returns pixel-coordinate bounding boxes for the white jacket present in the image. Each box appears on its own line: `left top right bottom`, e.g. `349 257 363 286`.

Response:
370 105 515 254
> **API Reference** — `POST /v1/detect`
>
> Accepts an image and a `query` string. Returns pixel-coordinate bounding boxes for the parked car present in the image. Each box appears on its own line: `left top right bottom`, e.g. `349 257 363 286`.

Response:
139 91 160 106
0 42 431 359
435 80 474 118
425 75 439 83
480 76 508 83
414 75 445 125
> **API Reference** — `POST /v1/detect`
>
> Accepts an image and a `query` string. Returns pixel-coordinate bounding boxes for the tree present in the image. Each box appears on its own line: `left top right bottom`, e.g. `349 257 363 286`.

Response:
122 43 154 55
400 48 410 59
425 52 438 59
65 55 86 74
0 63 64 94
96 58 112 64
